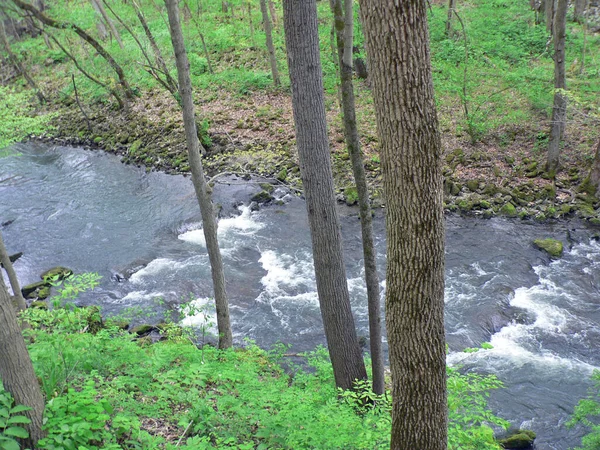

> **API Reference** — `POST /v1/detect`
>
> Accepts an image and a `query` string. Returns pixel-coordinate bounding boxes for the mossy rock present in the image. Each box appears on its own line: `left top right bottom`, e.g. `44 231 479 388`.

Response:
466 179 480 192
344 186 359 206
41 266 73 283
457 199 474 212
84 306 104 334
479 200 491 209
21 280 50 299
276 168 287 182
533 238 563 258
259 183 274 193
131 324 155 335
498 429 536 449
251 190 274 204
106 319 129 330
499 203 517 217
37 286 51 300
29 301 48 310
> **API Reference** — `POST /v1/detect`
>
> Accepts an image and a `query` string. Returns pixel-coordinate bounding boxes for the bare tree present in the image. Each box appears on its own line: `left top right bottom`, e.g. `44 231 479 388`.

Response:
546 0 567 175
283 0 367 391
329 0 384 395
0 275 46 447
361 0 447 447
10 0 134 102
165 0 233 349
259 0 280 86
91 0 124 48
446 0 456 36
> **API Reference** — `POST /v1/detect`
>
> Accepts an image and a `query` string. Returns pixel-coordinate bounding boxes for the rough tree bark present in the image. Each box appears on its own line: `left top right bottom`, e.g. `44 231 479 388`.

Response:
259 0 280 86
446 0 455 36
165 0 233 349
361 0 448 448
545 0 555 32
330 0 384 395
0 231 26 311
10 0 134 101
283 0 367 391
588 138 600 192
546 0 567 175
0 275 46 447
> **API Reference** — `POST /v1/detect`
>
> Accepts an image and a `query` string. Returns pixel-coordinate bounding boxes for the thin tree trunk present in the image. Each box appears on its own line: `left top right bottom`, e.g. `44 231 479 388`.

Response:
330 0 384 396
361 0 447 447
574 0 586 23
446 0 455 36
545 0 555 32
247 1 256 48
10 0 134 101
165 0 233 349
0 231 26 311
283 0 367 391
91 0 123 48
90 0 109 40
102 0 176 95
0 20 45 103
131 0 177 92
182 0 214 74
0 275 46 447
546 0 567 175
268 0 277 27
259 0 280 86
588 138 600 192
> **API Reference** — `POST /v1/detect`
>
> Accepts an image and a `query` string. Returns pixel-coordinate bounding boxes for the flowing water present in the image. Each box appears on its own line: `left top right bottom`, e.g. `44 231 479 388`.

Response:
2 142 600 448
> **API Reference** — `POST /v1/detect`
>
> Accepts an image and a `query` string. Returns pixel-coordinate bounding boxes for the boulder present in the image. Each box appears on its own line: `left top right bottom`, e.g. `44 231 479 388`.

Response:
533 238 563 258
21 280 50 299
498 429 536 449
41 266 73 282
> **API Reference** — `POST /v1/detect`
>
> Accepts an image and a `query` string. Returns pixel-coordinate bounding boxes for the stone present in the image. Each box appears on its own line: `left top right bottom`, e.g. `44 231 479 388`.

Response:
29 301 48 310
466 179 480 192
533 238 563 258
131 324 155 335
499 203 517 217
41 266 73 282
498 429 536 449
251 190 274 204
21 280 50 299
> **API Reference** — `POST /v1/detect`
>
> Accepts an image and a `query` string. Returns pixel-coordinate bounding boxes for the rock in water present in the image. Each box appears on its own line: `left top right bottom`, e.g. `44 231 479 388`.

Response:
533 238 564 258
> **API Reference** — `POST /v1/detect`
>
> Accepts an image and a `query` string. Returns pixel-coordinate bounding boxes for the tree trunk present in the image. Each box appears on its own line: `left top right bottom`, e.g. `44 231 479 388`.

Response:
90 0 109 40
165 0 233 349
10 0 134 101
91 0 123 48
0 276 46 447
247 1 256 47
574 0 586 23
546 0 567 175
268 0 277 27
588 138 600 192
282 0 367 391
0 232 26 311
330 0 384 395
361 0 447 448
545 0 555 32
446 0 455 36
259 0 280 86
131 0 177 93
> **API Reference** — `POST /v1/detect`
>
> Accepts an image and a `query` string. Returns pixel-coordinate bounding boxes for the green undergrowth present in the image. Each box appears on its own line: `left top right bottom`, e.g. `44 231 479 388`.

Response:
0 86 54 151
568 370 600 449
5 302 508 449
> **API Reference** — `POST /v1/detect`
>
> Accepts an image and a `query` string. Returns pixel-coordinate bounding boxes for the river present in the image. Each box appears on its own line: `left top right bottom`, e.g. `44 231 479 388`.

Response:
2 142 600 448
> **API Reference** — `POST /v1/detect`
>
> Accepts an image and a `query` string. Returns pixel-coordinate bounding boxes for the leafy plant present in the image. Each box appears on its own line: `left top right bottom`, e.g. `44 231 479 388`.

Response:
568 370 600 449
0 383 31 450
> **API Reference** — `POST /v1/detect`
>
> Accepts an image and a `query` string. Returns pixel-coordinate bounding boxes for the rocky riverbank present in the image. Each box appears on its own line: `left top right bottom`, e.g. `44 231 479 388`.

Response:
29 86 600 226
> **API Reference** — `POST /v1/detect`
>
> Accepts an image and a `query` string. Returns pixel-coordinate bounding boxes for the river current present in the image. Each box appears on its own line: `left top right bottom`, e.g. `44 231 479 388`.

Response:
2 142 600 448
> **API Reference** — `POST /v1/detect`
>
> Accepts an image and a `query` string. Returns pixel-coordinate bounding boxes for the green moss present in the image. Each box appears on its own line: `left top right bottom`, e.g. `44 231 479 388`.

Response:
466 180 480 192
457 199 474 212
41 266 73 282
533 238 563 257
129 139 143 155
498 429 536 449
276 168 287 182
344 186 359 205
499 203 517 217
29 301 48 310
259 183 274 193
131 324 154 335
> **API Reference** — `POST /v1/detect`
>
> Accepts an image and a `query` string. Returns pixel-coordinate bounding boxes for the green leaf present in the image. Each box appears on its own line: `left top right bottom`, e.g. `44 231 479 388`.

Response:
3 426 29 438
10 405 31 414
7 416 32 425
0 438 20 450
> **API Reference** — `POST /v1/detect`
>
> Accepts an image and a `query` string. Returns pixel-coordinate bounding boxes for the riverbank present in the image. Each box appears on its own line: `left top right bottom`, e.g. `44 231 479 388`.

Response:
28 84 600 225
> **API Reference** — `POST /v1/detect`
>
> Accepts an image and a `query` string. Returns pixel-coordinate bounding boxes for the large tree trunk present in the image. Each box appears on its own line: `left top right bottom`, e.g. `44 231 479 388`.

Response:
330 0 384 395
546 0 567 175
283 0 367 391
165 0 233 349
0 275 46 447
10 0 134 101
361 0 447 448
0 232 26 311
259 0 280 86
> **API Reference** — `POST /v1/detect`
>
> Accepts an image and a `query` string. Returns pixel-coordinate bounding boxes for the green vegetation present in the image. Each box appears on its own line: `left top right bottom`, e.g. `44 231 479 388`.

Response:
569 370 600 449
0 86 54 150
533 238 564 257
0 385 32 450
0 278 508 449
